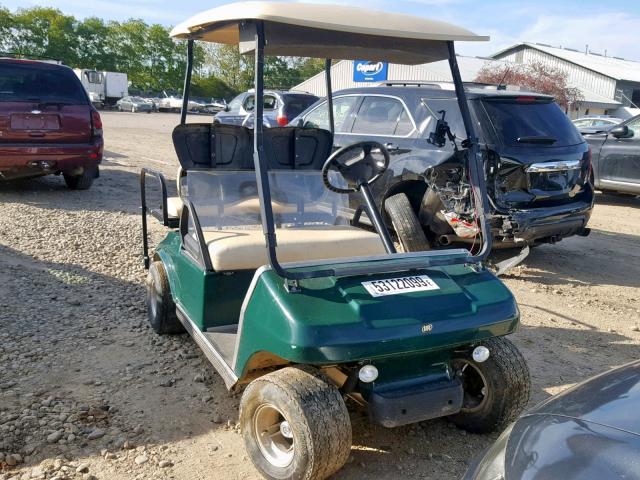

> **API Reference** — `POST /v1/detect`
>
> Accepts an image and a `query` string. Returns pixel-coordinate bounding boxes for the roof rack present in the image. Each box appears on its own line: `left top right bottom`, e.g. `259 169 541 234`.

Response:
376 81 442 88
0 52 63 64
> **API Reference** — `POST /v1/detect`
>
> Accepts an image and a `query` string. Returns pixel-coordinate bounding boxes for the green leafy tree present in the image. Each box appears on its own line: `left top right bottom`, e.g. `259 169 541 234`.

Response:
0 6 321 96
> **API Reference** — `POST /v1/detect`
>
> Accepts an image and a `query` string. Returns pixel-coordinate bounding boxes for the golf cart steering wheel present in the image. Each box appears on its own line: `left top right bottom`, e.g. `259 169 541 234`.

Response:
322 141 390 194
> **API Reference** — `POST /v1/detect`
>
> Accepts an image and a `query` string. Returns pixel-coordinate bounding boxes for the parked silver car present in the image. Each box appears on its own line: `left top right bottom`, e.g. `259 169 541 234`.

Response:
116 96 153 113
214 90 318 128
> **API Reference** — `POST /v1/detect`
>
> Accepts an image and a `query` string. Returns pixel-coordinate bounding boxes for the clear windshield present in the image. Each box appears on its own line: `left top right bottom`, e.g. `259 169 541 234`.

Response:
183 170 353 231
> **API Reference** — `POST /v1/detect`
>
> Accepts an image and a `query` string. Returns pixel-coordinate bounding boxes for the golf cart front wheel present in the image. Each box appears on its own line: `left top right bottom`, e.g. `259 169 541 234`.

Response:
449 336 530 433
240 366 352 480
146 261 185 334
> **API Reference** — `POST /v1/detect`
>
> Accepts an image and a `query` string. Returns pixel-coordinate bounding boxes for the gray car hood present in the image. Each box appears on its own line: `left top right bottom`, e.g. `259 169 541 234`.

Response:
527 360 640 435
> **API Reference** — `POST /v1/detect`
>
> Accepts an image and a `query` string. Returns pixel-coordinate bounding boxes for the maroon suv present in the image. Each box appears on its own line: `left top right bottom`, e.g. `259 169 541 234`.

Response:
0 58 103 189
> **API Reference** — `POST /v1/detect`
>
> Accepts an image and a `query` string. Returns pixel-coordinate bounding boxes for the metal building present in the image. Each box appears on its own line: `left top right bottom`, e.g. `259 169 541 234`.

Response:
491 42 640 118
293 55 510 97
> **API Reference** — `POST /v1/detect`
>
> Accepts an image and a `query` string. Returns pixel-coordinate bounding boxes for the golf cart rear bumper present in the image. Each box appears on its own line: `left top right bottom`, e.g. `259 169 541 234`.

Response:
368 376 463 427
494 199 593 244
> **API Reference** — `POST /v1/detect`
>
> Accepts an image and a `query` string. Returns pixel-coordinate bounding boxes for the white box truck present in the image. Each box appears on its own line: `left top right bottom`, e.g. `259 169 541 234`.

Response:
74 69 128 108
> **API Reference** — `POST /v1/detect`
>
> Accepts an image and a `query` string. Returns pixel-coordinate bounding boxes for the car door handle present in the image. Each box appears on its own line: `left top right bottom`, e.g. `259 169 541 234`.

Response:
384 142 400 151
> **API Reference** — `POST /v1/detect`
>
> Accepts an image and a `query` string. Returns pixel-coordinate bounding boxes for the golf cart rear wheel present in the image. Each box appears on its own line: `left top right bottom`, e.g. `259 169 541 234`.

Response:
240 366 352 480
449 336 530 434
384 193 430 252
146 261 184 334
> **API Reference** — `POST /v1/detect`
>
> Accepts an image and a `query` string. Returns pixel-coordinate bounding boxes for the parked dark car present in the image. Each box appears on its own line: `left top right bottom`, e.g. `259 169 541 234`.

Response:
0 58 103 189
293 86 593 249
582 115 640 195
464 360 640 480
116 96 153 113
215 90 318 128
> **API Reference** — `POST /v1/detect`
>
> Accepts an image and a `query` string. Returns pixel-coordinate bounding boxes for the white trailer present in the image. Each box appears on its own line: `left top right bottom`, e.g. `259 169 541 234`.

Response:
74 69 128 108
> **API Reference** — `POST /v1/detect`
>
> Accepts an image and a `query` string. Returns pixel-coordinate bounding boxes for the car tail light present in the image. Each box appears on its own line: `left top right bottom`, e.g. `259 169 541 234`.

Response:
516 96 537 103
91 109 103 138
276 113 288 127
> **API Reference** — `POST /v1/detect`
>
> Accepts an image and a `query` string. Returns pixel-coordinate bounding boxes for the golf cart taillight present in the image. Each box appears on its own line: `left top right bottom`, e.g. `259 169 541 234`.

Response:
276 113 288 127
91 109 103 137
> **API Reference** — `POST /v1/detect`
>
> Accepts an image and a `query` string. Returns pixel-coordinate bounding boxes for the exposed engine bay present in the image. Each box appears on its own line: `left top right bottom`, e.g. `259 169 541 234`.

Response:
423 160 480 241
420 111 481 246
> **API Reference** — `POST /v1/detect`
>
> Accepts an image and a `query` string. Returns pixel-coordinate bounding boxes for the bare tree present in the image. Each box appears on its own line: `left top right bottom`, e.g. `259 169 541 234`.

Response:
475 61 583 109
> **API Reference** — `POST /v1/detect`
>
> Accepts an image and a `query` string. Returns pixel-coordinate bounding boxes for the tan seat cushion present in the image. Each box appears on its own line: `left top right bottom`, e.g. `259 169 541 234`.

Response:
166 196 314 220
203 226 385 271
166 196 183 219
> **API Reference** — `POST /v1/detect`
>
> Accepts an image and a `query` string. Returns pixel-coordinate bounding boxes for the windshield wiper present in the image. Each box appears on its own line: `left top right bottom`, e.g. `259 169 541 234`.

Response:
516 136 557 145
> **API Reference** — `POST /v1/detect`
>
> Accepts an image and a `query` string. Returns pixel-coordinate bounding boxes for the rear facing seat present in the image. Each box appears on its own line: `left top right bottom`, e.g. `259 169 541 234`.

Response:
170 124 385 271
169 124 333 217
171 123 332 171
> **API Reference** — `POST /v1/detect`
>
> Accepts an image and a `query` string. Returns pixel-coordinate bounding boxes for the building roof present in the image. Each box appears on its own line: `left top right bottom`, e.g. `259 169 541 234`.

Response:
492 42 640 83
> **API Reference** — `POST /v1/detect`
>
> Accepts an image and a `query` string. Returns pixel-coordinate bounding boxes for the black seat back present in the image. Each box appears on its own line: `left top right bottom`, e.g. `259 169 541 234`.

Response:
172 123 212 170
173 124 333 172
212 124 254 169
294 128 333 170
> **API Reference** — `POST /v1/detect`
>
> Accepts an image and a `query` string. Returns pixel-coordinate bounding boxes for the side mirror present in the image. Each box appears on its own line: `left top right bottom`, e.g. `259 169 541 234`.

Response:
223 105 230 112
610 125 631 139
295 118 304 128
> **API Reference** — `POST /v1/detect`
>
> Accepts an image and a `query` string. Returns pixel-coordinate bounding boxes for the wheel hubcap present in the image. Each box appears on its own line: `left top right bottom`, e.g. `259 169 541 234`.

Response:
453 360 489 412
279 421 293 439
254 404 294 468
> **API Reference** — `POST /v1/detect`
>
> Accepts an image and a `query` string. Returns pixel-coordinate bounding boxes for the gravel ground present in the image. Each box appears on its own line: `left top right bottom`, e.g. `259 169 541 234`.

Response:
1 111 639 480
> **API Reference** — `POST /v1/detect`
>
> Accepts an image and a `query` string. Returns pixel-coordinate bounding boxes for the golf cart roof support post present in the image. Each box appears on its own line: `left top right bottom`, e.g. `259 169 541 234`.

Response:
251 21 335 281
325 58 334 133
251 21 287 279
446 41 492 261
180 39 194 125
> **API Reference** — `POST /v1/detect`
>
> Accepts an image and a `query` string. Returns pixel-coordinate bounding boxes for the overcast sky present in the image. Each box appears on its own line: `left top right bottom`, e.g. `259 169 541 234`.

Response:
4 0 640 61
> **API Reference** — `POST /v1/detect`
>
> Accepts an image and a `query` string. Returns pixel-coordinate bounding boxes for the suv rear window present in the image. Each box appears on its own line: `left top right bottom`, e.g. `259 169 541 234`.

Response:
0 63 87 104
282 94 318 117
482 98 583 147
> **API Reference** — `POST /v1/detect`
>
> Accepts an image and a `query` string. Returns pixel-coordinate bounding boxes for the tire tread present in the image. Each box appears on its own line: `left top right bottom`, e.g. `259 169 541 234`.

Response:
384 193 430 251
451 336 530 433
242 366 351 480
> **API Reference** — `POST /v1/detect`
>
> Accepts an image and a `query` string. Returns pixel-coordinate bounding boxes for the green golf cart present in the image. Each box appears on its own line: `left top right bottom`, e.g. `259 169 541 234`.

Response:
140 3 530 479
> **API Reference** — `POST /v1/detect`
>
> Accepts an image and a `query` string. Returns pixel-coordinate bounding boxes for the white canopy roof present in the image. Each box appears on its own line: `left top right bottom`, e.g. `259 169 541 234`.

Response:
170 2 488 64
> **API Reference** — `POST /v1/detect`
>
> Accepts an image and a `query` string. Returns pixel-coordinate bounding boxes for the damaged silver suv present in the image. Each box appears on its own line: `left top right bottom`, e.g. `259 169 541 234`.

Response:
294 85 593 251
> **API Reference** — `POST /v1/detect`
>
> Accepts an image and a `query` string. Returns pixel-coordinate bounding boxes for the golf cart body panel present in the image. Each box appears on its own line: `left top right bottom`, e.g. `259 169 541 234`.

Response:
154 229 518 387
235 262 519 374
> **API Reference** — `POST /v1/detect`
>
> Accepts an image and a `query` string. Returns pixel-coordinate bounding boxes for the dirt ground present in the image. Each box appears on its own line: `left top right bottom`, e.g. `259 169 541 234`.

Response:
1 111 639 480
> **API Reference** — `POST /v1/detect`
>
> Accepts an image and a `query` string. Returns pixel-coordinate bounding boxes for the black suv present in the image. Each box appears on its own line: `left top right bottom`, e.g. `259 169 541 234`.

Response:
293 86 593 249
215 90 318 128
